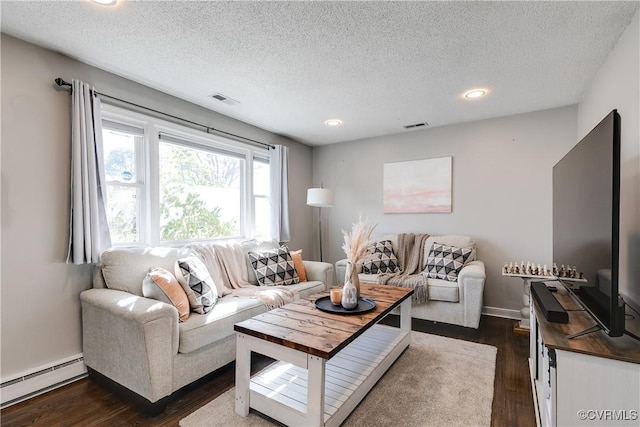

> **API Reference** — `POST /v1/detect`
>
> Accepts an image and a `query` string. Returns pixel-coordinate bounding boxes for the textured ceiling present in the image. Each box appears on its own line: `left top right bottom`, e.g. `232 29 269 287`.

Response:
1 1 638 146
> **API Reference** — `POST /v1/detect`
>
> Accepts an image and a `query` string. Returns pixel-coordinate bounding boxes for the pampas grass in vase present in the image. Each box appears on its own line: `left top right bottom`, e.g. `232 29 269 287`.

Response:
341 217 375 298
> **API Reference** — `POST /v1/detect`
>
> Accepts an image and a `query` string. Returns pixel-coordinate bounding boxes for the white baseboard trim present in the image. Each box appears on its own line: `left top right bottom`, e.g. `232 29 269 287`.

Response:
0 353 88 408
483 305 521 320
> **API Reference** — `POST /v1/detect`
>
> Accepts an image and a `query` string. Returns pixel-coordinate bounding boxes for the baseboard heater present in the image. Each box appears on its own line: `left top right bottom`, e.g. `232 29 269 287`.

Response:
0 354 87 408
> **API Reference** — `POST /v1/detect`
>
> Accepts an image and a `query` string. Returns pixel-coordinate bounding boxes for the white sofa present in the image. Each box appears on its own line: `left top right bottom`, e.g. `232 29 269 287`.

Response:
80 240 334 404
336 234 485 328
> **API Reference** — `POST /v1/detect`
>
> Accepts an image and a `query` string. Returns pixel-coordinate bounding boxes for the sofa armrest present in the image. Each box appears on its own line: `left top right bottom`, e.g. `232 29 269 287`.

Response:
303 260 335 289
80 288 179 402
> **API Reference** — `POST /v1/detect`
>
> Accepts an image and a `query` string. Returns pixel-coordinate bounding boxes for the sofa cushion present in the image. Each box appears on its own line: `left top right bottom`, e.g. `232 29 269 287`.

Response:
362 240 400 274
178 296 267 354
248 246 300 286
100 246 193 296
175 255 218 314
142 267 191 322
424 243 473 282
357 274 459 302
283 280 325 298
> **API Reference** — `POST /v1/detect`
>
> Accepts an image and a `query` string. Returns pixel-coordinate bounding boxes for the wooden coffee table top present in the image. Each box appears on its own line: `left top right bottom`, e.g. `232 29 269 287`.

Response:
234 283 413 359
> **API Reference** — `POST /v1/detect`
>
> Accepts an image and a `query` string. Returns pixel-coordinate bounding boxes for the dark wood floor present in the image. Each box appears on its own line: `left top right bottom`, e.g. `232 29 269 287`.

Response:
1 315 535 427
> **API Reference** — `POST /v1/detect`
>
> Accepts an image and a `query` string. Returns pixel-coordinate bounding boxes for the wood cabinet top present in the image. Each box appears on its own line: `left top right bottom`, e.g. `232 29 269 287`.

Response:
534 285 640 365
234 284 413 360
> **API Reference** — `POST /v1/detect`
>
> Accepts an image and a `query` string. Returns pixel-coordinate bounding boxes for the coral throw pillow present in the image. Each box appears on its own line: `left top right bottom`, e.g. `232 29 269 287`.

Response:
289 249 307 282
142 267 190 322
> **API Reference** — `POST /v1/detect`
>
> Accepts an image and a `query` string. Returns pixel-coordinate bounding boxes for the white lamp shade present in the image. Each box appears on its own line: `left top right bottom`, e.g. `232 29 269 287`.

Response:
307 188 334 207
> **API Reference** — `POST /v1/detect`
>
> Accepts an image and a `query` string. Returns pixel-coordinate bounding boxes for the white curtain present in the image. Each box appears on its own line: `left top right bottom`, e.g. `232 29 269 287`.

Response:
269 145 290 242
66 80 111 264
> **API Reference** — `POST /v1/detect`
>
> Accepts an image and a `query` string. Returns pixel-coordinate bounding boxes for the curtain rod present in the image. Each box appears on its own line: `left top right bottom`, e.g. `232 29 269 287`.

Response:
54 78 275 150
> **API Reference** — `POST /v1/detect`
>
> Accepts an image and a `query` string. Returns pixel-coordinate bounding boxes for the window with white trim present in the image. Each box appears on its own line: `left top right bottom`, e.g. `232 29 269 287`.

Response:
101 105 270 246
102 120 145 244
253 157 270 238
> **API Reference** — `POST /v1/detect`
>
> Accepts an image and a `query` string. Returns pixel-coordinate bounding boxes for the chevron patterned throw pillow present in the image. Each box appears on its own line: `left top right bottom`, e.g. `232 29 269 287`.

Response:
424 243 473 282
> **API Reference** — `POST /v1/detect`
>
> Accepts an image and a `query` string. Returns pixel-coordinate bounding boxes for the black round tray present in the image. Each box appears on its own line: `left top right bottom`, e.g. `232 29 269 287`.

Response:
314 296 376 315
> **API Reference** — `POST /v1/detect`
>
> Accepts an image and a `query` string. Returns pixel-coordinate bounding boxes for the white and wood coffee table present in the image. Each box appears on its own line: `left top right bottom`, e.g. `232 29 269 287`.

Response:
234 283 413 426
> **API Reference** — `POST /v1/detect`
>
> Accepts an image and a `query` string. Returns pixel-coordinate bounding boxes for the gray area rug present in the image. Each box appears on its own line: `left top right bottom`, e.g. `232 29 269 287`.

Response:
180 331 496 427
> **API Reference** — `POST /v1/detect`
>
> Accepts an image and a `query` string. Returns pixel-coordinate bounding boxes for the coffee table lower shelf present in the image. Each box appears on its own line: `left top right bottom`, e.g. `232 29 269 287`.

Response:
245 324 409 426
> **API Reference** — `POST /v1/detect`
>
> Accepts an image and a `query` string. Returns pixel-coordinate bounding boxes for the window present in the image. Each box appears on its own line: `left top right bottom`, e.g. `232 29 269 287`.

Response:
253 158 270 238
100 105 269 246
158 134 243 241
102 121 145 244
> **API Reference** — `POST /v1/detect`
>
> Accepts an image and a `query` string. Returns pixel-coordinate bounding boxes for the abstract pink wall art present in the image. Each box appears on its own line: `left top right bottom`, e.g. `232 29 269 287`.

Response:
383 157 452 213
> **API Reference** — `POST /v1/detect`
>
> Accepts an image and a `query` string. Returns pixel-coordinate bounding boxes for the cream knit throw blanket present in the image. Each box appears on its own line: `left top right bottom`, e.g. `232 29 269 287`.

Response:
377 233 431 304
188 242 298 309
188 242 252 292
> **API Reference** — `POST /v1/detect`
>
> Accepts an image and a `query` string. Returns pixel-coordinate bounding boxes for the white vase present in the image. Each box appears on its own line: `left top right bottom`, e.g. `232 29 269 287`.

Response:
344 261 360 298
341 279 358 310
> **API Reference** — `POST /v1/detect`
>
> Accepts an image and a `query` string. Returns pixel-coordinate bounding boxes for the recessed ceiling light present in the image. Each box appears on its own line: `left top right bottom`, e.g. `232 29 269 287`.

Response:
324 119 343 127
464 89 488 99
91 0 118 6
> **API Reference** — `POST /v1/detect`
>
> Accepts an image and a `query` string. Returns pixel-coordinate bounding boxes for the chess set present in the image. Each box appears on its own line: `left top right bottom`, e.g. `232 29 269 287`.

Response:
502 261 584 280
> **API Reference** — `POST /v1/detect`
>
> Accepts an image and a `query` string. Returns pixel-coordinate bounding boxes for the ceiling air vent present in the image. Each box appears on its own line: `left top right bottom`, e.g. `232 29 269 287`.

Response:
404 122 429 129
208 93 240 106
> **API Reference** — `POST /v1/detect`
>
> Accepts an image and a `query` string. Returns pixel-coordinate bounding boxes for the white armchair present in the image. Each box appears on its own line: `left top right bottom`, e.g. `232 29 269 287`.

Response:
335 234 485 328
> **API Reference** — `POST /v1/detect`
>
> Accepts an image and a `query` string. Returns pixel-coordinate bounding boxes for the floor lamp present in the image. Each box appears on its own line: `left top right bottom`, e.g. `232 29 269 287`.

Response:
307 188 334 262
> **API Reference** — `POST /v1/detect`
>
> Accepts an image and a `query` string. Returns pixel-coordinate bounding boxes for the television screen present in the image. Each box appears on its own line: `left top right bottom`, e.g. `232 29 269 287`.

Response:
552 110 624 337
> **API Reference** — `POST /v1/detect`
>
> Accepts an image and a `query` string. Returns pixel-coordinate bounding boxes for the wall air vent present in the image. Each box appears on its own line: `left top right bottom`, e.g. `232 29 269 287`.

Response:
404 122 429 129
208 93 240 106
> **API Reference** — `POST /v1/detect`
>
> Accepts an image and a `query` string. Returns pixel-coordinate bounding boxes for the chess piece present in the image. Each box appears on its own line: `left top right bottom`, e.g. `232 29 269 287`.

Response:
553 263 559 276
543 264 549 276
503 263 509 274
559 265 566 277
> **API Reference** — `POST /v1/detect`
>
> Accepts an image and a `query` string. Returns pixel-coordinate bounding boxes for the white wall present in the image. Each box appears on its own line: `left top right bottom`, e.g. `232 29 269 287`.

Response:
0 35 314 379
578 11 640 308
313 106 578 313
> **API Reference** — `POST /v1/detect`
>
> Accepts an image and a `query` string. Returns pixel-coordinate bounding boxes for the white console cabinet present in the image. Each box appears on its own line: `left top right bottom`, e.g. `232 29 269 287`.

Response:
529 283 640 427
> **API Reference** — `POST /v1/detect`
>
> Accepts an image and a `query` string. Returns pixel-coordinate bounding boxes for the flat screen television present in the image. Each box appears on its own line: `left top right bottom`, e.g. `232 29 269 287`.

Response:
552 109 625 337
